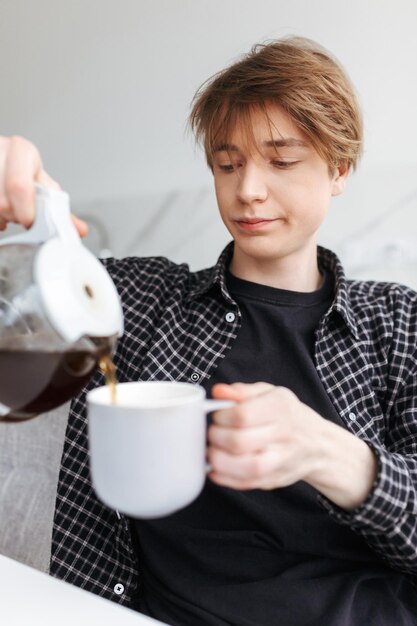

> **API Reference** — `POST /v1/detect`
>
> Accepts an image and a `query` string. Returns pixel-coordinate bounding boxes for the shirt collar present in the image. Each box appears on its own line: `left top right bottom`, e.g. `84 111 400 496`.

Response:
317 246 359 340
187 242 359 340
187 241 236 305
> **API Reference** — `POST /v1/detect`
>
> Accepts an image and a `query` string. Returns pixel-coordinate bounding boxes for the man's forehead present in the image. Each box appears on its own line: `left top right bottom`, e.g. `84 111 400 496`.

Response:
210 101 313 159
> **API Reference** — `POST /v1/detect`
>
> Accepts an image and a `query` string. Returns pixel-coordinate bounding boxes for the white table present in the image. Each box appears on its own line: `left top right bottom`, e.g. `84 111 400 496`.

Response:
0 554 169 625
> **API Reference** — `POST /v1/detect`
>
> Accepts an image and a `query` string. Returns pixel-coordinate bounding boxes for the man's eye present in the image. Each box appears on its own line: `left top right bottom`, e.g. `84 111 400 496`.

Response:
272 160 296 169
218 164 237 172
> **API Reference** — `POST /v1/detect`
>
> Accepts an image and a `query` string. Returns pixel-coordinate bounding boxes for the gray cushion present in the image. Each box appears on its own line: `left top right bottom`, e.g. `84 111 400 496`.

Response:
0 404 69 572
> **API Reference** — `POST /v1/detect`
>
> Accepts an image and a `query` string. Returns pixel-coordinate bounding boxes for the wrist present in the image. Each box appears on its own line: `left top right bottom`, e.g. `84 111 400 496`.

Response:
306 420 378 510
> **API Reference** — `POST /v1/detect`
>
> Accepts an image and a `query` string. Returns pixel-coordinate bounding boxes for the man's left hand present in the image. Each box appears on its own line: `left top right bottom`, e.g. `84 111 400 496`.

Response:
207 382 378 511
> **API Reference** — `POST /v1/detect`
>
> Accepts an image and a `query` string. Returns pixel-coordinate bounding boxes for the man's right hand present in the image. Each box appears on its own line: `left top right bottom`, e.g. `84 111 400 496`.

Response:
0 136 88 236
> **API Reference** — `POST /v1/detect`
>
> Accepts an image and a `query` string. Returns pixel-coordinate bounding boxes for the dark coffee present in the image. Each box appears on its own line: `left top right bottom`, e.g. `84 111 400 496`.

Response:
0 337 116 422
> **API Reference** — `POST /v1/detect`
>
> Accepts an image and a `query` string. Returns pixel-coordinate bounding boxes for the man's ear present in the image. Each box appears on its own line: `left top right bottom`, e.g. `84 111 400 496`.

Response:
331 162 349 197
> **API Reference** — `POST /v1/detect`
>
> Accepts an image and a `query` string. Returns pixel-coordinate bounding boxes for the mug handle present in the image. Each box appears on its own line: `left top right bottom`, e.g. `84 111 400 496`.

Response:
204 399 235 412
204 399 235 473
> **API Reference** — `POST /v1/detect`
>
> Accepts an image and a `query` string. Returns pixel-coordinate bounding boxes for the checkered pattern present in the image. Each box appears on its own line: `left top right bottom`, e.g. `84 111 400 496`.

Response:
50 243 417 607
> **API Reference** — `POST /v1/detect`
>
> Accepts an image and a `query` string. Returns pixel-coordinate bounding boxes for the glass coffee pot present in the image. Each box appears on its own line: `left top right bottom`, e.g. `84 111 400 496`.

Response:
0 184 123 422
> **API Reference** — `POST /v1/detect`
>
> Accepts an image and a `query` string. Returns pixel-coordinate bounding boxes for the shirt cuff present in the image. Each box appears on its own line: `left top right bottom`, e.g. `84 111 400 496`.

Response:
317 441 416 532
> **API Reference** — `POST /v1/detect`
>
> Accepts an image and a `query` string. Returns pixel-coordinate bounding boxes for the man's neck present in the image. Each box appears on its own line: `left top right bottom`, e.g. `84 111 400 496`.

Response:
229 243 322 292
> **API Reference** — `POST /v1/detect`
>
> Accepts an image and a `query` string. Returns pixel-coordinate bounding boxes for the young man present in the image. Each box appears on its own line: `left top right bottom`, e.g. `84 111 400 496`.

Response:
1 37 417 625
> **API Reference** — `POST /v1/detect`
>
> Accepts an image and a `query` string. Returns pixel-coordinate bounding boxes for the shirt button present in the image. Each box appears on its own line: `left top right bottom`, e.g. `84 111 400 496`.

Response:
225 312 236 323
190 372 200 382
348 412 356 421
114 583 124 595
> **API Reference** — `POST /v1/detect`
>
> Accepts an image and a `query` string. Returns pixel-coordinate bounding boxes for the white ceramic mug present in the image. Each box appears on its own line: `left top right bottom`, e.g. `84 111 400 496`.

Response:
87 381 233 518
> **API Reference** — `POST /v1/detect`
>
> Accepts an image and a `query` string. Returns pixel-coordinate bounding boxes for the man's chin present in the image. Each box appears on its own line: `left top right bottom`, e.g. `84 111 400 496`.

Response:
233 236 290 262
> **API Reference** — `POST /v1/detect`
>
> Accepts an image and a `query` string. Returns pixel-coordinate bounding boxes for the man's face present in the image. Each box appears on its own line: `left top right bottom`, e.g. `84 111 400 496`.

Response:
212 104 347 270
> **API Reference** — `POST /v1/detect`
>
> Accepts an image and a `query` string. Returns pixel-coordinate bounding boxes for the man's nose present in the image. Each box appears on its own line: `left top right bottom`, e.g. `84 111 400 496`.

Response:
236 164 268 204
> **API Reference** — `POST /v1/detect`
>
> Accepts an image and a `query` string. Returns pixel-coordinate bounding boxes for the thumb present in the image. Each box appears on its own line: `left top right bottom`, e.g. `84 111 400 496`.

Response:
71 214 89 237
211 382 274 403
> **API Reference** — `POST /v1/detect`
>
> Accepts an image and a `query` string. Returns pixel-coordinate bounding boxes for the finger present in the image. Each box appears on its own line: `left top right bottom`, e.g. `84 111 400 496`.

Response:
208 423 277 454
211 395 276 428
209 471 277 491
0 216 8 231
208 446 279 486
210 382 274 428
212 382 274 402
37 169 62 190
209 471 260 490
5 136 43 227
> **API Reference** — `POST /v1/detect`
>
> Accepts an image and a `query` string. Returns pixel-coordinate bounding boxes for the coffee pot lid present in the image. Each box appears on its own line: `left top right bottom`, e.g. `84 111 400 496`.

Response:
35 186 124 343
0 185 124 343
34 238 123 343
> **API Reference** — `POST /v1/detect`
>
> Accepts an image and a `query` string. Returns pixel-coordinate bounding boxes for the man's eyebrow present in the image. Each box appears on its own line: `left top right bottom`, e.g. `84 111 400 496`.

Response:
213 143 239 152
264 138 309 148
213 138 308 152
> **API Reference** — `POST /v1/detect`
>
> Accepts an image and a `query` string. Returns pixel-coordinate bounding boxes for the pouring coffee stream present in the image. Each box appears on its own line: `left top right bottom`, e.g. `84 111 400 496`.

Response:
99 354 118 405
0 185 123 421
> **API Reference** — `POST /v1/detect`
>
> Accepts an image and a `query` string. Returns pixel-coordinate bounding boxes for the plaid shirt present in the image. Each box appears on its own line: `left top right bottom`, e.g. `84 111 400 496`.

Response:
50 243 417 607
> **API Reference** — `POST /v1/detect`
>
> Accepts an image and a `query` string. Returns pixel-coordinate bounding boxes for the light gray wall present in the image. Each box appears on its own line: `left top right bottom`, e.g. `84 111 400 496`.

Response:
0 0 416 282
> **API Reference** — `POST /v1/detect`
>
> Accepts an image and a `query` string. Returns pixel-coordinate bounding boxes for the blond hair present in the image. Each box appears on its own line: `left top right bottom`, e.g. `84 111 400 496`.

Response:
189 36 363 172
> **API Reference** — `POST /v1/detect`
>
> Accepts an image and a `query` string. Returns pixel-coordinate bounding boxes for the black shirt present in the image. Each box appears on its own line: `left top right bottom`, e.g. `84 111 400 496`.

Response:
132 268 417 625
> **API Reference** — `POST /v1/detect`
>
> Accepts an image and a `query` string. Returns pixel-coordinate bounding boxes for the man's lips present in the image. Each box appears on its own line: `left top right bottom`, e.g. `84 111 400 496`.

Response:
234 217 280 231
236 217 275 224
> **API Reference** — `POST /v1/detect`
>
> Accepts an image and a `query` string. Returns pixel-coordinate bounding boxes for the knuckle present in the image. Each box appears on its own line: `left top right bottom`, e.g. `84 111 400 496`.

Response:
207 446 219 468
10 134 25 143
5 176 30 200
10 135 35 151
233 405 250 427
240 479 256 490
4 178 34 228
254 382 274 393
207 424 215 441
275 386 296 403
10 136 41 165
229 435 246 455
249 455 266 478
206 446 215 464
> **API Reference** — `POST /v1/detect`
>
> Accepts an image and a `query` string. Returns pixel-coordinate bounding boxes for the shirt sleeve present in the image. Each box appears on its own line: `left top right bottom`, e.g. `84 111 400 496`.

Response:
317 358 417 578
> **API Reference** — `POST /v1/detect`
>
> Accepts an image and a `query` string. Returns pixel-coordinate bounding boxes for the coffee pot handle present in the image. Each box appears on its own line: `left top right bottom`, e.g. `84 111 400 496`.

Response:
0 184 80 247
